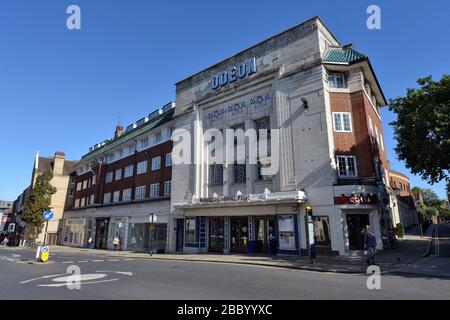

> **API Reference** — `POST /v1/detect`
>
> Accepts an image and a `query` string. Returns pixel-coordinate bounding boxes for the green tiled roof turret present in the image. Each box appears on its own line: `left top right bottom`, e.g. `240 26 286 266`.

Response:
324 47 366 64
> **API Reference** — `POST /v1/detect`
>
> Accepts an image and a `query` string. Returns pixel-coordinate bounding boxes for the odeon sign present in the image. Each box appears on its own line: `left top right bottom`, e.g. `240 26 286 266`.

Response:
212 57 257 90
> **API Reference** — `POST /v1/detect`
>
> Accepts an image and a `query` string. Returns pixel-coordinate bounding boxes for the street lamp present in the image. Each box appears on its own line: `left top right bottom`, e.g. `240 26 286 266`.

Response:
149 213 157 256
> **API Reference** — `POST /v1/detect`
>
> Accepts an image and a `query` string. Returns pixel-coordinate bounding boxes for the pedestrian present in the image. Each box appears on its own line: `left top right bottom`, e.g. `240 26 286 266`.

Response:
364 225 377 265
112 236 120 251
87 236 94 249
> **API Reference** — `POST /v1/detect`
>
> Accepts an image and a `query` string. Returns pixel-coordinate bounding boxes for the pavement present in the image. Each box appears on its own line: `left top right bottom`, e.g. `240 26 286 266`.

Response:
393 223 450 278
1 245 449 300
4 224 446 277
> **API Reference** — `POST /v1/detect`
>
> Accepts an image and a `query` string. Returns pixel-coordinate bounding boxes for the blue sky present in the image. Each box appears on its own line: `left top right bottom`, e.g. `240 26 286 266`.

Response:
0 0 448 200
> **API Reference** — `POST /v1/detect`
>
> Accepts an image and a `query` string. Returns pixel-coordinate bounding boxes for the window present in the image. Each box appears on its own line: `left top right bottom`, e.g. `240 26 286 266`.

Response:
105 172 113 183
375 126 380 145
140 137 149 149
76 182 82 191
90 194 95 205
328 73 347 89
368 115 374 137
122 188 132 202
164 181 171 196
124 165 134 178
128 144 135 155
82 180 87 190
115 168 122 181
113 191 120 203
150 183 159 197
257 159 272 181
165 153 172 167
210 164 223 186
154 131 162 144
333 112 352 132
103 193 111 204
336 156 357 177
255 116 271 140
137 160 147 174
91 175 96 185
135 186 146 200
185 218 196 245
380 134 385 151
233 164 246 184
152 157 161 171
74 198 80 208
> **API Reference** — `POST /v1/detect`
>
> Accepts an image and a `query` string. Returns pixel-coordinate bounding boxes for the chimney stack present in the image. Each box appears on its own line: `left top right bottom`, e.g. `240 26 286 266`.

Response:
115 125 124 138
53 151 65 175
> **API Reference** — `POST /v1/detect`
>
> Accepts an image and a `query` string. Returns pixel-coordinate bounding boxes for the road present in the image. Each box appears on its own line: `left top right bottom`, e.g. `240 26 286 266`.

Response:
0 247 449 300
430 223 450 257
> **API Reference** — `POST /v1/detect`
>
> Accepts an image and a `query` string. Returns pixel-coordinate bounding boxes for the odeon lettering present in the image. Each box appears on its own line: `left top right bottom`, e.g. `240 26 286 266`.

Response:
212 57 257 90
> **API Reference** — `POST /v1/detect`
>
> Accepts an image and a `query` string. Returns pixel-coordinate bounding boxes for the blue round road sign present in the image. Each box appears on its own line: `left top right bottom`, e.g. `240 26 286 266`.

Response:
43 210 54 221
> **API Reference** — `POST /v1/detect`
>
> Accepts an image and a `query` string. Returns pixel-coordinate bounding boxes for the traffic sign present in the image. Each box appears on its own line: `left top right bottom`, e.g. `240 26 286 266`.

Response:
40 246 49 262
43 210 54 221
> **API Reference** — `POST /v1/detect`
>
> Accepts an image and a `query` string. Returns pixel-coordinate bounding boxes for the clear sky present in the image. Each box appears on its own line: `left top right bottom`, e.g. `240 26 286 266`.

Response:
0 0 448 201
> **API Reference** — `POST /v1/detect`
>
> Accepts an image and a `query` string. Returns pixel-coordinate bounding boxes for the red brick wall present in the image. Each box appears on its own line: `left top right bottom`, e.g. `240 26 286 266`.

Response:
330 91 389 178
74 140 172 206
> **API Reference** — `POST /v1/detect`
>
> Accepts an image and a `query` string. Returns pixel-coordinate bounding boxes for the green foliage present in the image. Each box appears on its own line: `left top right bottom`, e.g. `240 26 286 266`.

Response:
396 223 405 238
389 75 450 184
22 170 57 240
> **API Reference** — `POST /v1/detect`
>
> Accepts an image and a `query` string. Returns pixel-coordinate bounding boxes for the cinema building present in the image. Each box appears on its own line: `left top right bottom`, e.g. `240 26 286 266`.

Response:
170 17 392 256
62 103 175 251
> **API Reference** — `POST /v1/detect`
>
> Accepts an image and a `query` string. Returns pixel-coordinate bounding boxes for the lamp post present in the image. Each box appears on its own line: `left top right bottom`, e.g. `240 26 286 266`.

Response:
149 213 157 256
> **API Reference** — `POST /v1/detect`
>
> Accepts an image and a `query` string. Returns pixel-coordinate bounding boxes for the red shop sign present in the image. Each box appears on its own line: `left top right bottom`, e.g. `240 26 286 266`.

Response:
334 194 377 205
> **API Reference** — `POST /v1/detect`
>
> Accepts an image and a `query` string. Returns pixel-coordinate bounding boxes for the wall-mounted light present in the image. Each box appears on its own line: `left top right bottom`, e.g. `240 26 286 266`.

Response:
301 98 309 109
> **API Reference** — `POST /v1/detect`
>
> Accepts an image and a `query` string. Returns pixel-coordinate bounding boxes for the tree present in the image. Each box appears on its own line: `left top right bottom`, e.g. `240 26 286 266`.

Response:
22 170 57 241
388 75 450 184
421 188 440 206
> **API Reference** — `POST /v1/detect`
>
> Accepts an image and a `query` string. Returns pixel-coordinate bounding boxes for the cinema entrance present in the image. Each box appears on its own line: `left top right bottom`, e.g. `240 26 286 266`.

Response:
230 217 249 253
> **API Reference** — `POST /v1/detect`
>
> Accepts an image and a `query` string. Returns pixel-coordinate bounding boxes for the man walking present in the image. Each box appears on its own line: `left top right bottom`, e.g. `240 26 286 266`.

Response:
112 236 120 251
364 226 377 265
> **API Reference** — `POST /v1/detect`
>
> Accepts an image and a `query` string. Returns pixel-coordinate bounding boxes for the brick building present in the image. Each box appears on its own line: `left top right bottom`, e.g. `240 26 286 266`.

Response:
62 103 175 251
389 170 419 228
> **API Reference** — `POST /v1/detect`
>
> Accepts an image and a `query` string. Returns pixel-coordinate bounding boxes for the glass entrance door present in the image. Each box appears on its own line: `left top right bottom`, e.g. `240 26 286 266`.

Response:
95 218 110 250
254 217 277 254
208 218 224 253
230 217 248 253
346 214 370 250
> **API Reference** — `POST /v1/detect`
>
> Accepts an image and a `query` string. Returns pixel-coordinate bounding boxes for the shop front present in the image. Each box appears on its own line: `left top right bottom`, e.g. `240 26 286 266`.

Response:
62 218 87 247
176 190 306 256
334 193 383 252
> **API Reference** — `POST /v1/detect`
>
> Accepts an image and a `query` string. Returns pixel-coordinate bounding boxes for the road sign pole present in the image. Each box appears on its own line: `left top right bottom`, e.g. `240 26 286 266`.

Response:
43 220 49 246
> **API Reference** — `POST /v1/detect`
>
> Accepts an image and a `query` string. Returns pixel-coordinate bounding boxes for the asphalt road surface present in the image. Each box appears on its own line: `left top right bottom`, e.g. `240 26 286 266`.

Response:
0 247 448 300
430 223 450 257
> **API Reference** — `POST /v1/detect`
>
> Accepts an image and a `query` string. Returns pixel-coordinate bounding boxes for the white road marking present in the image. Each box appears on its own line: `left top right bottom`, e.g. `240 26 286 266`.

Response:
108 259 119 261
78 261 89 263
37 279 119 287
95 271 133 276
62 261 75 264
122 258 134 261
92 260 104 262
20 274 67 284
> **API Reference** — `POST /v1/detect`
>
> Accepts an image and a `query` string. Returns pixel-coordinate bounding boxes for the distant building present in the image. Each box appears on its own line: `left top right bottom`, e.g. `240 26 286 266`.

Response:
388 170 419 228
0 201 13 231
11 152 77 245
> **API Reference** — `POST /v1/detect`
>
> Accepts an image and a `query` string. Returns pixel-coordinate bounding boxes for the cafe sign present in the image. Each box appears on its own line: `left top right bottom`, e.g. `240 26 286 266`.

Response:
334 194 378 205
